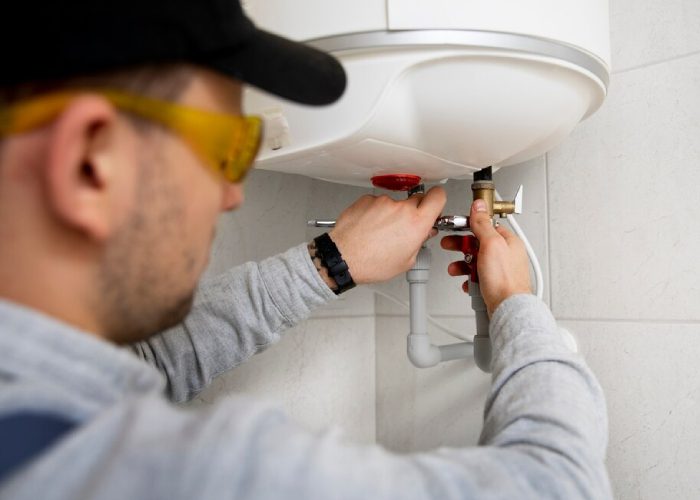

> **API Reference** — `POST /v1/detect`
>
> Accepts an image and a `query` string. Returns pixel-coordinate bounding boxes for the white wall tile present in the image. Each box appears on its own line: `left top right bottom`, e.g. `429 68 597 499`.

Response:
205 170 313 278
547 52 700 321
196 171 378 443
375 308 491 452
566 320 700 500
207 171 377 317
611 0 700 72
193 317 376 444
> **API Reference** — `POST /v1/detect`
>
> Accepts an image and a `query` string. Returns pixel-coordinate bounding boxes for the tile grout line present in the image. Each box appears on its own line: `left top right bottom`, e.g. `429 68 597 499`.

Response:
373 290 380 445
374 313 700 326
558 317 700 326
375 313 474 319
612 49 700 76
544 154 554 310
308 314 377 320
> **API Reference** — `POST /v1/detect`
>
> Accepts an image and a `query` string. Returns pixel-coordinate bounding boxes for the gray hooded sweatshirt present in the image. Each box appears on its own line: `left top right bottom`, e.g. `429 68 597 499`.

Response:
0 243 612 499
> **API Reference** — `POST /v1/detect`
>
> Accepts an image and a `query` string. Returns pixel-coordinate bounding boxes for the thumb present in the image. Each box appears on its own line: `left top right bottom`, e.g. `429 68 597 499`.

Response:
417 186 447 220
470 199 497 242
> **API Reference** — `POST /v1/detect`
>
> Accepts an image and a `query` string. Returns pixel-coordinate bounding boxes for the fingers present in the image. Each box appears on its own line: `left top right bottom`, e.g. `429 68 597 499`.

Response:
440 235 463 252
355 194 375 207
447 260 469 276
417 186 447 219
342 194 374 216
469 199 498 242
405 191 425 207
442 205 519 251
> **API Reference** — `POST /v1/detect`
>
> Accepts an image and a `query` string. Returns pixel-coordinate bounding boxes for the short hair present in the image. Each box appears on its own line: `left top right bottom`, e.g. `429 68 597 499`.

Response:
0 63 196 174
0 64 194 106
0 64 195 156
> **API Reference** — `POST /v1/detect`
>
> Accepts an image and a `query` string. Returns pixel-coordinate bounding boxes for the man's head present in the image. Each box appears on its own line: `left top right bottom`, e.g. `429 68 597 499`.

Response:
0 65 250 342
0 1 346 343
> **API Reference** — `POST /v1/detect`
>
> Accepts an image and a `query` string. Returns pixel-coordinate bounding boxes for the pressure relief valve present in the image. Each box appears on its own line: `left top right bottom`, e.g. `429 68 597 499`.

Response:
472 167 523 218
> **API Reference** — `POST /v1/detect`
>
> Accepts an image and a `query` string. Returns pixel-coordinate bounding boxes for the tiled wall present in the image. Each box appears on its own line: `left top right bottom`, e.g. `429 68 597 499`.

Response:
194 0 700 497
551 1 700 496
192 170 377 445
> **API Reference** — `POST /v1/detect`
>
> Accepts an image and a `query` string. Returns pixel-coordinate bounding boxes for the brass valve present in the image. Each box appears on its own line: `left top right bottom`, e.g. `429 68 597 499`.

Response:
471 167 523 218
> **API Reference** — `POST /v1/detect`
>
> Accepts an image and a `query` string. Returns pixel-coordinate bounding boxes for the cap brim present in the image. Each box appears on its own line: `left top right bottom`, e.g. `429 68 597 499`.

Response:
206 30 346 106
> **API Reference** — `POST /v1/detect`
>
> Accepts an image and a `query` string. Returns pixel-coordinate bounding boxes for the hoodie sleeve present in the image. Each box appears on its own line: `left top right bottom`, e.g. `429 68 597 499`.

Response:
130 243 336 402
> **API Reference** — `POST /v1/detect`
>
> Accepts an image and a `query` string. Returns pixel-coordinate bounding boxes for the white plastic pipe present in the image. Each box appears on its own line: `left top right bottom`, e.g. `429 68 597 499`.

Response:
406 245 472 368
469 281 492 372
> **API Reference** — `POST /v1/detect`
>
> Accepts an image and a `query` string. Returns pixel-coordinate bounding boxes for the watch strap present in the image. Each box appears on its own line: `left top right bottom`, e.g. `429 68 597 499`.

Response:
313 233 356 295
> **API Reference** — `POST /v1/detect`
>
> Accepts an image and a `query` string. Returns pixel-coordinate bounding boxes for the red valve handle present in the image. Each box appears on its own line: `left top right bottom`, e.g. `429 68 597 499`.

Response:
460 235 480 283
371 174 422 191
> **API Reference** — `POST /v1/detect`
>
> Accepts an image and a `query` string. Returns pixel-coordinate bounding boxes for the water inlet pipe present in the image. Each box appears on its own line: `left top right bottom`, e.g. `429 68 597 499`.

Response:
406 245 472 368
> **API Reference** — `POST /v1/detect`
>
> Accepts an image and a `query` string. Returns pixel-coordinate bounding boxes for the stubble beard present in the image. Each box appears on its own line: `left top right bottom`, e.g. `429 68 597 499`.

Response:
97 155 198 344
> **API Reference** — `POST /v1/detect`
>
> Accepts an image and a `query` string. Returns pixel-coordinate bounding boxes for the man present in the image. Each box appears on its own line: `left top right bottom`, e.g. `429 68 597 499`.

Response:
0 0 611 498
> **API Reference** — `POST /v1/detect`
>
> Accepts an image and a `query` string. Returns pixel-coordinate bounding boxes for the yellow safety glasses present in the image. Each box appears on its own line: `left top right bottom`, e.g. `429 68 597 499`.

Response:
0 90 263 183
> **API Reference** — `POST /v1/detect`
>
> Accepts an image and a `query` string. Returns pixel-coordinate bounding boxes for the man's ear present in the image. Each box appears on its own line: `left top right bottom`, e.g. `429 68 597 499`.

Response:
43 95 129 242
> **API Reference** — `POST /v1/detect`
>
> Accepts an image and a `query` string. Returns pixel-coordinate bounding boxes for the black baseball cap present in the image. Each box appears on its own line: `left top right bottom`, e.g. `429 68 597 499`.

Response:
3 0 346 106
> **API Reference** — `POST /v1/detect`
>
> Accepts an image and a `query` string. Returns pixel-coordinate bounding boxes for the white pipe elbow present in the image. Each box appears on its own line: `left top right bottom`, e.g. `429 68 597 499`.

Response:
407 334 442 368
473 335 492 372
405 245 471 368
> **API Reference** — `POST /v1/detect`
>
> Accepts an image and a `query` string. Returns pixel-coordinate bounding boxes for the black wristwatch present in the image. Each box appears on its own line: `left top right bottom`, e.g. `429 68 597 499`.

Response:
313 233 356 295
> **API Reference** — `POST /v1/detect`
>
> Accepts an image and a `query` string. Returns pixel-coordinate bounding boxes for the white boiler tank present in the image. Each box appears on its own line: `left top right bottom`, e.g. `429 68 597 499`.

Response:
242 0 610 187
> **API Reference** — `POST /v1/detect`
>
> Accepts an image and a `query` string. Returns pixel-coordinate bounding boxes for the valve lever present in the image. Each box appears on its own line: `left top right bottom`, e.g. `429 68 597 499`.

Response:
461 235 480 283
308 215 471 232
513 185 523 215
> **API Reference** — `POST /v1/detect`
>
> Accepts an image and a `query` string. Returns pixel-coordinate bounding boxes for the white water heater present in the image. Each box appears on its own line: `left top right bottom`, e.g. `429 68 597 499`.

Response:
243 0 610 187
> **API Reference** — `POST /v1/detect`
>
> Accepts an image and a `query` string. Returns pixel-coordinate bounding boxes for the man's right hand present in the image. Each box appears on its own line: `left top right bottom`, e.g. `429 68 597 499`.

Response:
328 186 446 285
441 199 532 316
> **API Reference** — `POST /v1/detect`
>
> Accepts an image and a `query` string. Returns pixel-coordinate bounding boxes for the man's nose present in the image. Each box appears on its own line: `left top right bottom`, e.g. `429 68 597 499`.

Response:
221 182 244 212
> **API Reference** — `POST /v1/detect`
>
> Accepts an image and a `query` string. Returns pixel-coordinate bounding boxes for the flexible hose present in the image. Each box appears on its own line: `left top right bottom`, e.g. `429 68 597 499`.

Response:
495 190 544 300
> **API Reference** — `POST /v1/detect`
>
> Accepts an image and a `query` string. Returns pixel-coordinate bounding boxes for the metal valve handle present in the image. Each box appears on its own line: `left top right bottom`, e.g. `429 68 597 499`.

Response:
308 215 472 232
460 235 480 283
